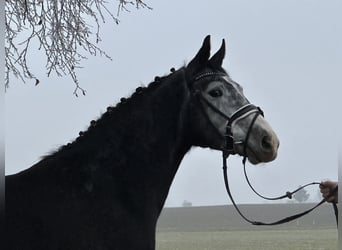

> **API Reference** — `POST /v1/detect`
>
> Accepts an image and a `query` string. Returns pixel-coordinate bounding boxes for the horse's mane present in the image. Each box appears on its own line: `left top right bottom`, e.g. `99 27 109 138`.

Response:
41 67 185 161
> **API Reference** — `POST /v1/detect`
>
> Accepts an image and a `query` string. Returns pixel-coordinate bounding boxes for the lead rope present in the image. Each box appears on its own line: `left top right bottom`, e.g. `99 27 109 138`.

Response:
223 153 338 226
242 113 321 200
223 112 338 226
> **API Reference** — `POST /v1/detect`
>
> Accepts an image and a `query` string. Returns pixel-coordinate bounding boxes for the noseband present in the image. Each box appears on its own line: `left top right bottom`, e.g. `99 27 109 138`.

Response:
192 72 338 227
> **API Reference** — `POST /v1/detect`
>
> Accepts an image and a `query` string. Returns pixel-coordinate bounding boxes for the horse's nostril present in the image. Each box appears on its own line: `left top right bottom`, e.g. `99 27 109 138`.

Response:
261 136 272 151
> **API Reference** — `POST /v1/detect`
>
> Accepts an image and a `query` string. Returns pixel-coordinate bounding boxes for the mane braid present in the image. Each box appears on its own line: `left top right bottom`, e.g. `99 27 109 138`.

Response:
43 69 180 159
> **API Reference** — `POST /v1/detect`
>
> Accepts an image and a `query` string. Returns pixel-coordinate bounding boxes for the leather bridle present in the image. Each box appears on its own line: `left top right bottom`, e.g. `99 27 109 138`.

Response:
192 71 338 227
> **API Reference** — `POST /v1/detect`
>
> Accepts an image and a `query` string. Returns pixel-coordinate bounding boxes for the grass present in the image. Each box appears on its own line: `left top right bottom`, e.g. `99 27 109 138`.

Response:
156 228 337 250
156 204 338 250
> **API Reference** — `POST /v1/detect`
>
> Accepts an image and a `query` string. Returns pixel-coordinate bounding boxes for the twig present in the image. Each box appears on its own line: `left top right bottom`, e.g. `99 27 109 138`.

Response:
5 0 152 96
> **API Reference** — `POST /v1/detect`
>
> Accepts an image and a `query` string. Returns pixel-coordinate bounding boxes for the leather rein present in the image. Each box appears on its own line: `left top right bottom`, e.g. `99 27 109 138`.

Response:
192 72 338 227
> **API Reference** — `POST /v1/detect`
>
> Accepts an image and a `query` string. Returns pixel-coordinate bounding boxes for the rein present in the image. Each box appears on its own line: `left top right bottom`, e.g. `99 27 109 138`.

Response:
192 72 338 227
223 151 338 226
222 111 339 226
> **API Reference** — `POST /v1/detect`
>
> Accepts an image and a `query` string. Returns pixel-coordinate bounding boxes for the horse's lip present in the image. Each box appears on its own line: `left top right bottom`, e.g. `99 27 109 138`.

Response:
219 142 261 164
233 144 261 165
246 152 261 165
246 146 278 164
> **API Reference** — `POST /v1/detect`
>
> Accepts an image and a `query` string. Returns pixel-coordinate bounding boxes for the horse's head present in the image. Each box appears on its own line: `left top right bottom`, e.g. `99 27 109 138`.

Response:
186 35 279 164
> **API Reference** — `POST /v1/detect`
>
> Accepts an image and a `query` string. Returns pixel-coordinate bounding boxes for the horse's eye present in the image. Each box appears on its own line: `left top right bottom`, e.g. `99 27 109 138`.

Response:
208 89 223 97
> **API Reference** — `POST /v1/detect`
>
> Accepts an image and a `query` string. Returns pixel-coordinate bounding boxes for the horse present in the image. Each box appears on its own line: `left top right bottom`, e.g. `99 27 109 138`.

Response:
6 35 279 250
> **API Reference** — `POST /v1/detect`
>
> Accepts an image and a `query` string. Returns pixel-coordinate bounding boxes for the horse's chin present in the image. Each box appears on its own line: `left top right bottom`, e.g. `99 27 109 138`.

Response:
233 143 277 165
246 154 261 165
217 144 271 165
245 149 277 165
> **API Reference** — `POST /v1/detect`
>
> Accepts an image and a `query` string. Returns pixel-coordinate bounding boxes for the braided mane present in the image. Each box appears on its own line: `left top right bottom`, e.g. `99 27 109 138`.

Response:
43 67 184 160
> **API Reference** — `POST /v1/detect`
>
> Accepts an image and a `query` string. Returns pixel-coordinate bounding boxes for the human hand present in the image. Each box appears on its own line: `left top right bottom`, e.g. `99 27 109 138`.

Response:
319 181 338 203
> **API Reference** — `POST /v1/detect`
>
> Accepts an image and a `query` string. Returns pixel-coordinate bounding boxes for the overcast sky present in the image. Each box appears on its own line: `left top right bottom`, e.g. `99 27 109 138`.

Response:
5 0 341 207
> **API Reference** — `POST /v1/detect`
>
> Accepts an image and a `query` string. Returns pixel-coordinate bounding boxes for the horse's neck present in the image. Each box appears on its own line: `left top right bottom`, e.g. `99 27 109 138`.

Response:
52 69 192 211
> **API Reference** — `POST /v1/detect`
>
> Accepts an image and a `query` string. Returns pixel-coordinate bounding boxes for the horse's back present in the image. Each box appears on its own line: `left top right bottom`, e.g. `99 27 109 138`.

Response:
6 173 47 249
5 167 77 249
5 166 156 250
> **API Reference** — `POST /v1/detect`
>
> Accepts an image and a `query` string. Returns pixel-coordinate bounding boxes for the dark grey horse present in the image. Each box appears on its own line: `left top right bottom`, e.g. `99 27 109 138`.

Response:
6 36 279 250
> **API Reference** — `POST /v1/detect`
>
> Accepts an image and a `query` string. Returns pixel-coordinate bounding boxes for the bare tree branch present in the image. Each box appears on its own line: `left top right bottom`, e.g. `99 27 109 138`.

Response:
5 0 152 96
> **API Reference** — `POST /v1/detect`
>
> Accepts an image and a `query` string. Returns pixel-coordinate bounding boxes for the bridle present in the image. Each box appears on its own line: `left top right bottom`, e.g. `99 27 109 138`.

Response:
192 72 263 153
192 71 338 227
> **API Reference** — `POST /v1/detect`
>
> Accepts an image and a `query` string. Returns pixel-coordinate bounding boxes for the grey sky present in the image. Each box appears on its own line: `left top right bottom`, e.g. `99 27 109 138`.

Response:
5 0 341 207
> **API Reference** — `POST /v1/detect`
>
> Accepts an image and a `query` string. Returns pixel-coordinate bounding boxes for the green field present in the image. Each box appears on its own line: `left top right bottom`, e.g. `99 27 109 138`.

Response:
156 204 337 250
156 229 337 250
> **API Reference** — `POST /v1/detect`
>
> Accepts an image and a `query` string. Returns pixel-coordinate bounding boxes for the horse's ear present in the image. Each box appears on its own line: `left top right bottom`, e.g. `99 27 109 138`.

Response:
187 35 211 71
209 39 225 68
